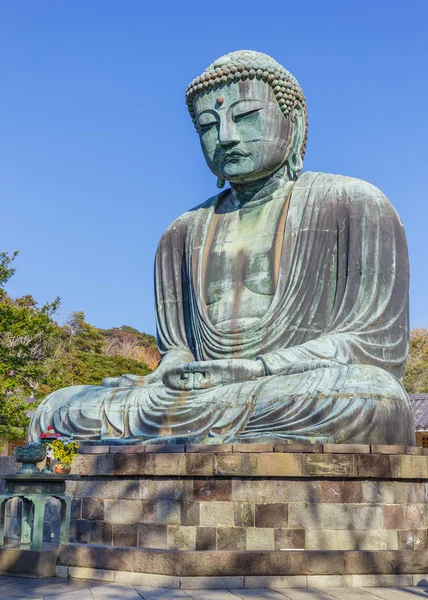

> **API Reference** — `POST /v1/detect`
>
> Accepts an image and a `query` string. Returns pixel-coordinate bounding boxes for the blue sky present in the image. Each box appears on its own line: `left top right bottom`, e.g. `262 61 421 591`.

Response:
1 1 427 335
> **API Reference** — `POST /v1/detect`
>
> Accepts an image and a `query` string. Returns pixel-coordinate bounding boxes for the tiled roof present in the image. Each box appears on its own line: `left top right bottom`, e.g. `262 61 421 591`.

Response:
409 394 428 431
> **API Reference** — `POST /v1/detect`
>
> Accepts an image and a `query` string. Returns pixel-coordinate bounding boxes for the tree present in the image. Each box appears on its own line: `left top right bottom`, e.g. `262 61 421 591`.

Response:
403 328 428 394
0 251 60 443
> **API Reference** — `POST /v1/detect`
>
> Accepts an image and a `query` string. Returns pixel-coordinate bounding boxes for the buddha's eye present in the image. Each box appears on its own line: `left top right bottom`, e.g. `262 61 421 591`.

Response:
199 121 217 131
233 107 263 122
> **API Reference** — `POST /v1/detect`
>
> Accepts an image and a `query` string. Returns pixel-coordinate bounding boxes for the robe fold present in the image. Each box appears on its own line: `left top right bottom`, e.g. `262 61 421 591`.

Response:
28 172 415 445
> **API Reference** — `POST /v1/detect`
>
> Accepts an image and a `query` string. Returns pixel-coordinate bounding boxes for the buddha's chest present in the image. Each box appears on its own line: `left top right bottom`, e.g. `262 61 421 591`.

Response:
203 198 287 306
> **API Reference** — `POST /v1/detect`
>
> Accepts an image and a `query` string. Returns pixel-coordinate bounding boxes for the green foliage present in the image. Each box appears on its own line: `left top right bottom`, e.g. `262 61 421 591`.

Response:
404 328 428 394
0 251 154 448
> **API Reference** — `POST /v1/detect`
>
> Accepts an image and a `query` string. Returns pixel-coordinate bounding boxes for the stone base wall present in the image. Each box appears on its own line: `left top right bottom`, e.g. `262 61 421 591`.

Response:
3 443 428 584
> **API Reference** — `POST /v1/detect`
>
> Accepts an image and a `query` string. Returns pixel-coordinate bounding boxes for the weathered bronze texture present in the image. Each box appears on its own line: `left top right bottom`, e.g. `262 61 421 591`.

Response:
14 444 46 474
28 50 414 446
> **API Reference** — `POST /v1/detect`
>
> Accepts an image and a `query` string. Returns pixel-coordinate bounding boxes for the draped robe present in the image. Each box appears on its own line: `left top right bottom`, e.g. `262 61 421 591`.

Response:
28 172 415 445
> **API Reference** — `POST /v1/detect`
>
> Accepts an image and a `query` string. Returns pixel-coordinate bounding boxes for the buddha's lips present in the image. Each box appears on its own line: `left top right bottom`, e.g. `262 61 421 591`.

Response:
221 151 250 163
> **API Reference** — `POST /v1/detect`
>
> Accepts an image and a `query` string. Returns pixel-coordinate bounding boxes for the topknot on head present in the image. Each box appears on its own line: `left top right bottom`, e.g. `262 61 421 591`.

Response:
186 50 308 157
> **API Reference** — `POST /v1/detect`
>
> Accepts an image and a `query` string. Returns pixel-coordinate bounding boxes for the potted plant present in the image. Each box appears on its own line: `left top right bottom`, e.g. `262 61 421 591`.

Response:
46 437 79 474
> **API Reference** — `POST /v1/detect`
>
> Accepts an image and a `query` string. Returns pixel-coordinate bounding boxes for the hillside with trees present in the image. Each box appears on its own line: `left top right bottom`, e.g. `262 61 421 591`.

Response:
0 251 159 446
0 250 427 448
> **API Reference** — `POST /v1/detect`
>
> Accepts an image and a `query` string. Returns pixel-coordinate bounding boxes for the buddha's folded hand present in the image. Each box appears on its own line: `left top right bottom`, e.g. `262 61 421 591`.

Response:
102 370 164 388
162 359 266 391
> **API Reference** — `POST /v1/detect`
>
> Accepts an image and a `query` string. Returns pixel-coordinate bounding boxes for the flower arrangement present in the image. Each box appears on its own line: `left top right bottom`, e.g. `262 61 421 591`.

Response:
40 427 78 473
46 438 79 468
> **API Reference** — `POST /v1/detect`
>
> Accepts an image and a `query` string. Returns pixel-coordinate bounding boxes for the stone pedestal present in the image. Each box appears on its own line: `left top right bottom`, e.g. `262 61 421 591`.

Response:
3 443 428 588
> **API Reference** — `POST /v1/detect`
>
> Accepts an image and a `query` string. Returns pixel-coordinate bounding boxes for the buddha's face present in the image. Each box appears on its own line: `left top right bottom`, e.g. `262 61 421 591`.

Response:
194 78 293 183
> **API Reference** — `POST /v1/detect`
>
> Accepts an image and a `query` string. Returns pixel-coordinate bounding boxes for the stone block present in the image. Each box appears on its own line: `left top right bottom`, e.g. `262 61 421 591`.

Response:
167 525 196 550
76 454 114 476
274 528 305 550
323 444 370 454
337 530 397 550
320 481 362 504
139 500 157 524
215 453 258 476
306 575 353 587
113 523 138 547
71 499 81 519
246 528 275 550
109 445 147 453
361 481 424 504
404 504 422 528
303 454 355 477
132 548 179 575
145 445 185 453
156 500 181 525
234 502 254 527
186 444 232 453
351 574 413 586
73 480 118 499
59 543 133 572
180 576 244 589
348 505 384 530
200 501 234 526
384 505 405 529
306 530 338 550
303 550 345 575
217 527 246 550
82 498 104 520
185 453 214 476
194 479 232 501
371 444 406 454
181 501 200 526
113 453 154 476
275 480 320 503
274 443 323 453
153 453 186 476
138 524 168 549
289 503 324 529
72 519 92 543
92 521 113 545
55 565 69 578
256 453 301 476
406 446 427 455
180 549 269 577
141 480 185 501
68 566 115 581
122 573 179 587
355 454 392 478
0 546 58 577
413 574 428 586
233 444 273 453
104 499 143 524
244 575 307 588
397 529 427 550
255 503 288 528
232 479 276 502
118 479 140 499
78 445 109 454
196 527 216 550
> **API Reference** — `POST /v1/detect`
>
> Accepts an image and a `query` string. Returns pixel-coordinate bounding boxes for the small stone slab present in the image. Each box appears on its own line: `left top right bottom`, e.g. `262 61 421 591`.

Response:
145 445 186 453
186 445 233 453
362 588 428 599
136 588 192 600
274 444 323 454
323 445 370 454
371 445 406 455
275 589 339 599
317 588 380 598
233 444 274 453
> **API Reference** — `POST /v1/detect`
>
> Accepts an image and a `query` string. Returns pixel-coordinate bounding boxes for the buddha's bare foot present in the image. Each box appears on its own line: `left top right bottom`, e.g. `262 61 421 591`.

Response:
162 359 265 391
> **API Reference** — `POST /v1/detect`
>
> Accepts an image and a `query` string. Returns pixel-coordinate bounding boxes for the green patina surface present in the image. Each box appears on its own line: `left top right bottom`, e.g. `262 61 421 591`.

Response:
29 50 414 446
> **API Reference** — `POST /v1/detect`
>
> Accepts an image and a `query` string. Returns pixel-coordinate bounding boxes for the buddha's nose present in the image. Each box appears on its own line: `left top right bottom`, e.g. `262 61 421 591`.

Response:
218 118 240 147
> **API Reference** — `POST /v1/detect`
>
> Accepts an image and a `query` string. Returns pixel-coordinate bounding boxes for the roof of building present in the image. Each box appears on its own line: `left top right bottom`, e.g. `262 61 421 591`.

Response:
409 394 428 431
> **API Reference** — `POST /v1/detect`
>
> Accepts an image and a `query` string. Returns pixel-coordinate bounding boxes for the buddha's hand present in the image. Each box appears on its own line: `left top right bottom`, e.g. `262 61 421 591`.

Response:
162 359 266 391
102 370 164 388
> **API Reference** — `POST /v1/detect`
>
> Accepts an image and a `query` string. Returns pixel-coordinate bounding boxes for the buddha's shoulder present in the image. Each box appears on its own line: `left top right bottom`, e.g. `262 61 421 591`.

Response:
299 171 394 209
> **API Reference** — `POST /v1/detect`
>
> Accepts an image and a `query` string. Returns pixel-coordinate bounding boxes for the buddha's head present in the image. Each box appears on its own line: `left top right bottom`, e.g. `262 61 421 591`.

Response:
186 50 308 186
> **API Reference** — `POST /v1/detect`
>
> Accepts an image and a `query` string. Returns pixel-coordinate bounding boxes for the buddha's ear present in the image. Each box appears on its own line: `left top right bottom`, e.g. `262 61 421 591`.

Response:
287 103 305 179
